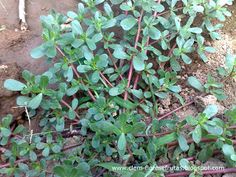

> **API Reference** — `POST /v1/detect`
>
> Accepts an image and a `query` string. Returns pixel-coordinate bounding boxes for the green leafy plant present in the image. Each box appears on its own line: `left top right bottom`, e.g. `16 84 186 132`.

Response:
188 74 227 100
1 0 236 176
0 115 13 145
217 53 236 80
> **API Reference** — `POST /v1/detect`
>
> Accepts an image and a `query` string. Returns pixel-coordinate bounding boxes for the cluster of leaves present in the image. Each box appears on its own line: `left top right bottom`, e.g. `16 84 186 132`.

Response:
218 53 236 79
99 105 236 176
188 74 227 100
179 106 236 177
1 0 235 176
188 52 236 101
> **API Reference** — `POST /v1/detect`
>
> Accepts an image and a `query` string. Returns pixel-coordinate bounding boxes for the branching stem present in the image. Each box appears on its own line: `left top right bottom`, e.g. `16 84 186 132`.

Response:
0 142 83 168
133 0 161 90
60 99 80 119
100 72 113 87
106 48 124 80
124 10 144 100
56 46 96 101
158 101 194 120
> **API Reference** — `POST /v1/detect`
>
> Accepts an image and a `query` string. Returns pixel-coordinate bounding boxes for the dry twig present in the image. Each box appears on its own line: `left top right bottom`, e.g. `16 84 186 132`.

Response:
19 0 28 31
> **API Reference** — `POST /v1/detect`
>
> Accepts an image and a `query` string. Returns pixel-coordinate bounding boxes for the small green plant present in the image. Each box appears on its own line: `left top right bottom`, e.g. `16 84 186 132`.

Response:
188 74 227 100
218 53 236 80
1 0 236 176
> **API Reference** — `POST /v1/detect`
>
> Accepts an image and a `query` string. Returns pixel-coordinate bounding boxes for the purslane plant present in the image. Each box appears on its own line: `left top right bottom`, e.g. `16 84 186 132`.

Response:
1 0 236 176
188 74 227 100
218 52 236 81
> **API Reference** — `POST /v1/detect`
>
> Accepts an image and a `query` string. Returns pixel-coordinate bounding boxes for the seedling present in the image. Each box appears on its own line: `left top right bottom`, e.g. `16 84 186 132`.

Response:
217 53 236 81
188 74 227 100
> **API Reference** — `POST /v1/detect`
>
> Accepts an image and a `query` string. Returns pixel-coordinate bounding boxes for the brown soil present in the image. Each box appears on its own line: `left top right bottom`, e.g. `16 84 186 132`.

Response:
0 0 77 73
174 3 236 119
0 0 78 118
174 31 236 119
152 3 236 119
0 63 24 118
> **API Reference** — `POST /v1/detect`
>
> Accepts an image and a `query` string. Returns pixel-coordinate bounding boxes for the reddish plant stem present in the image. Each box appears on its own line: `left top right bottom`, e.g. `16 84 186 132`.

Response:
168 138 236 149
133 74 140 90
60 100 80 119
0 159 27 169
65 116 79 125
90 47 113 88
168 43 177 56
61 142 83 151
106 48 124 80
165 168 236 177
124 64 134 99
136 130 172 138
168 138 216 148
124 2 128 16
136 124 191 138
0 142 83 168
133 33 151 89
158 101 194 120
100 73 113 87
133 1 161 90
158 6 184 17
159 43 177 69
56 46 67 58
136 122 236 147
2 125 234 169
56 46 96 101
58 46 110 99
124 10 144 100
149 33 173 45
70 62 80 78
71 63 96 101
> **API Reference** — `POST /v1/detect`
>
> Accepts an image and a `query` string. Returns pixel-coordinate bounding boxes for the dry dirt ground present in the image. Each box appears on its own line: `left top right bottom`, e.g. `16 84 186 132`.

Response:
0 0 77 73
0 0 78 117
162 4 236 120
